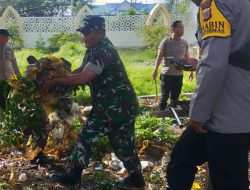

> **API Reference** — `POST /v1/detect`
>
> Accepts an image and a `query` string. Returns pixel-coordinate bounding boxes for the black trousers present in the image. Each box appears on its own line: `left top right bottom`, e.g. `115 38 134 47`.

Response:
167 127 250 190
0 81 9 109
159 74 183 109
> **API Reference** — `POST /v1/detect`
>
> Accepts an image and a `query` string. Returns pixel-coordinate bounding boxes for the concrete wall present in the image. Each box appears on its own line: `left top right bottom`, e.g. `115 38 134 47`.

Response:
1 5 197 48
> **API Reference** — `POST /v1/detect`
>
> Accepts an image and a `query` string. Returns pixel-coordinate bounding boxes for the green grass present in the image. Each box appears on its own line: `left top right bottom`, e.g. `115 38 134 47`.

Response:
53 42 86 70
118 48 157 64
14 43 196 103
15 48 45 73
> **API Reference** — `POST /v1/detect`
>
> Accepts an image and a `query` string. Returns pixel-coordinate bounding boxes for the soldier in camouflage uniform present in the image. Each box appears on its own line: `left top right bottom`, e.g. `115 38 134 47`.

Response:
41 16 145 189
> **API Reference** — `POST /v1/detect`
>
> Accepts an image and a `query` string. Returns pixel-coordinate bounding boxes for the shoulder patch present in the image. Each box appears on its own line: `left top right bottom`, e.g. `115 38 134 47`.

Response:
199 0 231 40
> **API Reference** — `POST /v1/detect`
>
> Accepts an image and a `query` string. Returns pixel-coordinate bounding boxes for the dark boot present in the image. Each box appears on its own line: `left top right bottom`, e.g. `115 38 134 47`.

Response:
169 99 178 108
50 167 82 187
30 152 55 166
158 101 167 111
116 172 145 190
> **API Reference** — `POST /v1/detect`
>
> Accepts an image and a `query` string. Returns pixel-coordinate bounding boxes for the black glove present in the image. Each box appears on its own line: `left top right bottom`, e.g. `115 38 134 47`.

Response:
27 55 38 65
166 56 193 70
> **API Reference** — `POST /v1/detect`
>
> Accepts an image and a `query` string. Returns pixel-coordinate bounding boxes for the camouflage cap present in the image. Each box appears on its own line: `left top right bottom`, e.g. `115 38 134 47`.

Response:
76 15 105 34
0 29 12 36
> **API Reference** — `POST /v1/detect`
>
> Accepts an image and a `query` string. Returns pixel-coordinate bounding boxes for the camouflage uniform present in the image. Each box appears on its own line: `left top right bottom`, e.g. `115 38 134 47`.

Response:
71 37 142 173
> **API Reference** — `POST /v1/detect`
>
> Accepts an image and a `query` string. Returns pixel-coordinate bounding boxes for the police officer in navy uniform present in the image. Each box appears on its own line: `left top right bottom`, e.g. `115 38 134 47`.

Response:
166 0 250 190
41 16 145 189
0 29 21 109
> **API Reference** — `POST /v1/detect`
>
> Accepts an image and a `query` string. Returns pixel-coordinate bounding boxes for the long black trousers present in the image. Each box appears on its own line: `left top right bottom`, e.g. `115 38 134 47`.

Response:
167 127 250 190
159 74 183 109
0 81 9 109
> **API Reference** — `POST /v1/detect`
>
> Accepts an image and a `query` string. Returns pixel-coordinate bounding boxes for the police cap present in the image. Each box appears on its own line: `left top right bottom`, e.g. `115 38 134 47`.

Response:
76 15 105 34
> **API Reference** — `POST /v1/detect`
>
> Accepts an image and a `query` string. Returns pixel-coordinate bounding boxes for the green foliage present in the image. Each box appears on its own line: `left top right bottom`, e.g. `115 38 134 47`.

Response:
0 178 9 190
182 71 196 93
0 55 79 146
35 34 48 53
48 32 82 51
72 89 91 105
15 48 44 74
140 8 149 15
120 8 137 15
6 21 24 49
91 137 112 159
70 118 82 131
36 36 46 50
176 4 189 14
166 0 191 14
90 170 116 190
135 112 178 144
0 0 69 17
138 25 170 49
118 48 156 63
54 41 86 59
14 47 195 99
0 78 46 146
117 48 156 95
126 64 155 95
72 0 93 15
127 8 137 15
145 171 166 190
42 0 69 16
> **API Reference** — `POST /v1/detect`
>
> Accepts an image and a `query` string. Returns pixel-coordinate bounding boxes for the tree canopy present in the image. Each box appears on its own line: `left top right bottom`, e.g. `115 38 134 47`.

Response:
0 0 90 17
72 0 93 15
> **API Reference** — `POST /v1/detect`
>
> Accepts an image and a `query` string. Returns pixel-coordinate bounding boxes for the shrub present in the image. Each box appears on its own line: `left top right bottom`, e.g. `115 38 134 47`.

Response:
6 21 24 49
55 41 85 58
138 25 170 49
35 34 50 53
135 112 178 144
48 32 82 51
0 78 46 146
120 8 137 15
36 36 46 50
72 89 91 105
140 8 149 15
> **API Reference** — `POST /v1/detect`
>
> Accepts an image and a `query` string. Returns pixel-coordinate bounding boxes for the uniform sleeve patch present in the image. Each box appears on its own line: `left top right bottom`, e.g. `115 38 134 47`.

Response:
199 0 231 40
85 62 103 75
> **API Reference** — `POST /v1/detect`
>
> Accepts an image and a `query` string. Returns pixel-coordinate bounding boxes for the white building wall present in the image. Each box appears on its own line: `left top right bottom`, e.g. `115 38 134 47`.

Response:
106 31 145 47
23 33 57 48
21 14 196 48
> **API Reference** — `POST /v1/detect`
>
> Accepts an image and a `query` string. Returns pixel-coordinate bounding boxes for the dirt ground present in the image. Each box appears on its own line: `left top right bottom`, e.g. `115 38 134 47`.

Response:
0 100 207 190
0 143 207 190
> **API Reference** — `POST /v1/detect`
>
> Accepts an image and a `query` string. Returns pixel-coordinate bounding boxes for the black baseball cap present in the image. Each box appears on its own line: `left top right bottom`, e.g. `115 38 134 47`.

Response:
76 15 105 34
0 29 12 36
